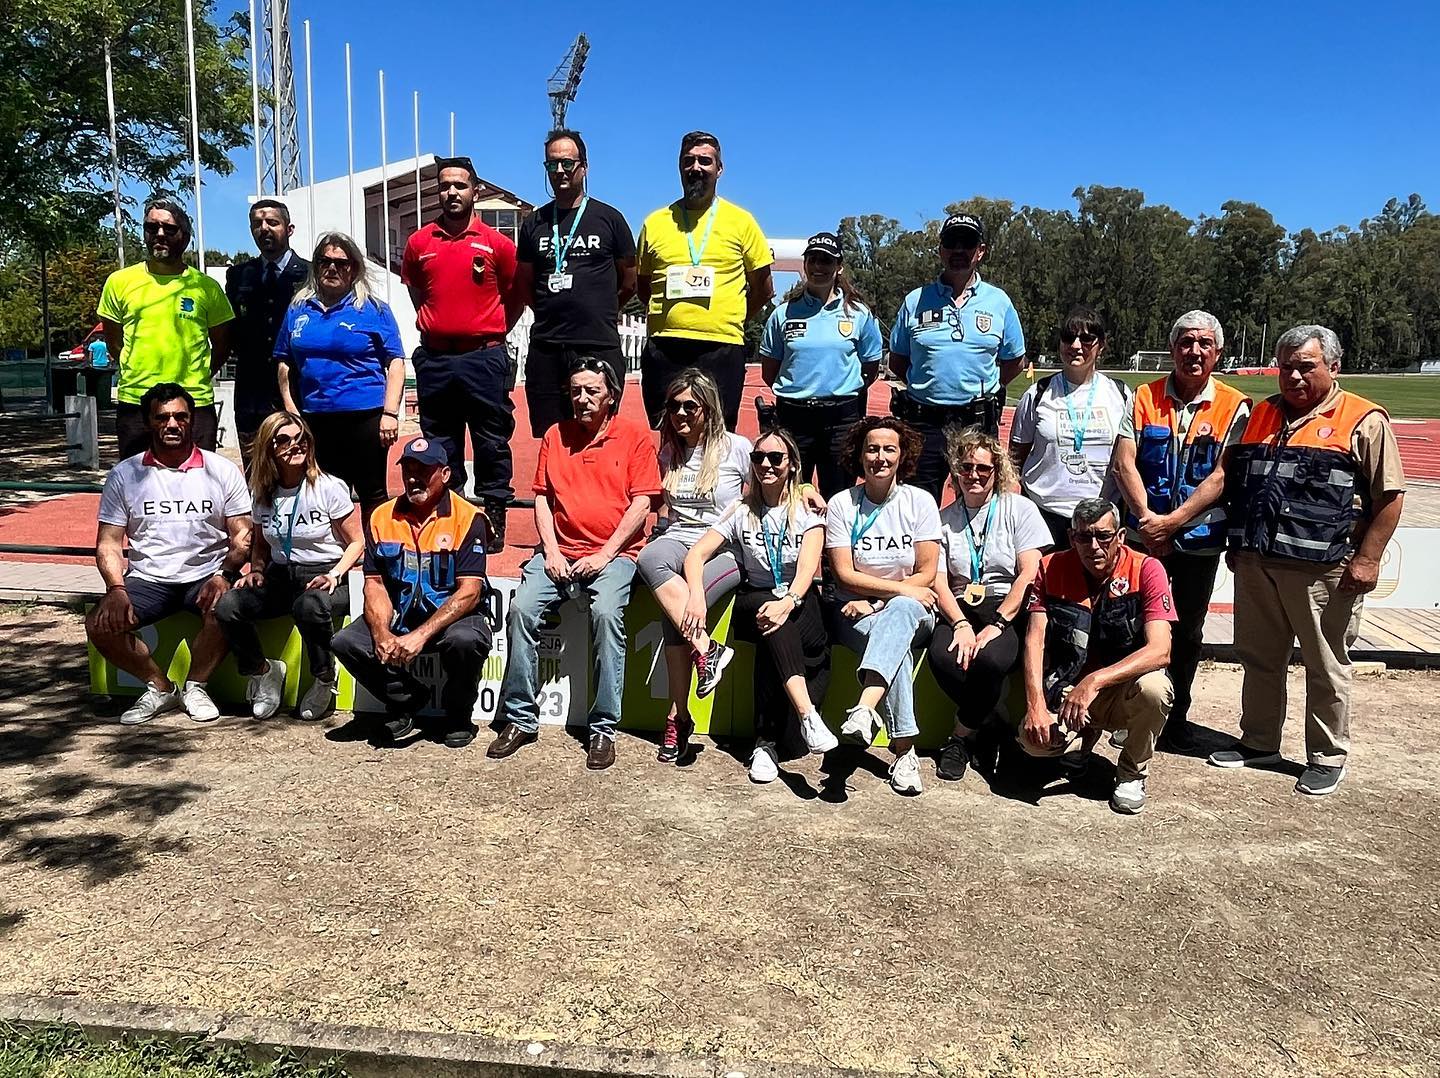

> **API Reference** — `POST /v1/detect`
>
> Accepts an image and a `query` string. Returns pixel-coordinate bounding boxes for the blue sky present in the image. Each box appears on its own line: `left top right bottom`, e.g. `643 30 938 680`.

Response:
199 0 1440 254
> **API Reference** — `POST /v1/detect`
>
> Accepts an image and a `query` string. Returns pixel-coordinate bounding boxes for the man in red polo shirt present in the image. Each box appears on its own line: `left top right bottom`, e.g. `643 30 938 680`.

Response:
402 156 520 553
488 357 662 771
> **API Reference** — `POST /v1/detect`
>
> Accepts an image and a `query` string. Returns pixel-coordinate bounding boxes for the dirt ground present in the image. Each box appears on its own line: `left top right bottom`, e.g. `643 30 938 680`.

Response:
0 605 1436 1078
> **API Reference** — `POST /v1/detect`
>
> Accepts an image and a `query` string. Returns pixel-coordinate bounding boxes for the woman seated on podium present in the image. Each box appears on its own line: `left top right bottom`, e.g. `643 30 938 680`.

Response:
215 411 364 722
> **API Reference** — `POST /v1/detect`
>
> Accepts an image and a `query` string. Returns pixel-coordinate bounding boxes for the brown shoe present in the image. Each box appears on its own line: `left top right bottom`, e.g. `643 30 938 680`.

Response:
586 733 615 771
487 724 536 759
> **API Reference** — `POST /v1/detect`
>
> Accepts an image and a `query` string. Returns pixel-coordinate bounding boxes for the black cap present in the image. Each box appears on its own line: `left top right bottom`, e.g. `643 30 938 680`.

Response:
803 232 842 259
941 212 985 244
399 435 452 468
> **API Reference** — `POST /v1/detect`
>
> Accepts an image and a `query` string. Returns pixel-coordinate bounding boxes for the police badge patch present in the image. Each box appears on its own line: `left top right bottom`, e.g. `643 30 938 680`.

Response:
838 320 854 337
974 312 993 334
1109 577 1131 597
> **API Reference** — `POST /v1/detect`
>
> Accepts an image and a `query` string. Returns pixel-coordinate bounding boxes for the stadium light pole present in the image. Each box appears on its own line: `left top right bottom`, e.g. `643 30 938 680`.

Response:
270 0 282 196
304 19 316 249
104 38 125 267
248 0 262 199
183 0 205 269
345 43 356 236
379 69 391 301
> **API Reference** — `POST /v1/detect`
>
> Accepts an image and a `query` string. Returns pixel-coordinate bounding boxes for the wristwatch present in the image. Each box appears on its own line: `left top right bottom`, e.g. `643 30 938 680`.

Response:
990 610 1012 630
785 591 803 608
220 568 242 584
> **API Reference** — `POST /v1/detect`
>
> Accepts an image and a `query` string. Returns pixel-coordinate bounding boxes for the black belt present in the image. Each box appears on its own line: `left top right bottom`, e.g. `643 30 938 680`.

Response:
420 334 505 354
772 395 863 411
893 391 998 426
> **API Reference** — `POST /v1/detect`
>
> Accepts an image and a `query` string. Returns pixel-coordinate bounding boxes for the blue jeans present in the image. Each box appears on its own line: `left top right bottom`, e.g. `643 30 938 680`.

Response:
833 596 935 739
499 552 636 736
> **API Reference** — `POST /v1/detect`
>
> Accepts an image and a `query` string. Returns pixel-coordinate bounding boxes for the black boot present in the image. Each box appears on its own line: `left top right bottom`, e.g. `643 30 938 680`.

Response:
483 499 508 554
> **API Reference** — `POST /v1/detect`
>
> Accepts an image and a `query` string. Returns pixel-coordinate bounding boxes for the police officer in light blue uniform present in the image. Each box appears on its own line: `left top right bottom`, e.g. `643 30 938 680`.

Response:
889 212 1026 500
757 232 884 496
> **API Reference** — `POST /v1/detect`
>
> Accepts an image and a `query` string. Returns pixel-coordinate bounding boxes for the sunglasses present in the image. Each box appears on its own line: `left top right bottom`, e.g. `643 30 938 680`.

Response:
666 399 702 416
318 256 354 270
544 158 582 174
1061 331 1102 346
143 221 182 235
272 431 308 450
680 154 716 168
956 462 995 477
156 412 191 425
1072 529 1118 544
750 450 788 467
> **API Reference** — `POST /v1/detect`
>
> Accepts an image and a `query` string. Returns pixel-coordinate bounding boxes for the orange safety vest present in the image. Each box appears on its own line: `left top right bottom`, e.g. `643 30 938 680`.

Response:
1037 545 1151 709
1226 389 1382 564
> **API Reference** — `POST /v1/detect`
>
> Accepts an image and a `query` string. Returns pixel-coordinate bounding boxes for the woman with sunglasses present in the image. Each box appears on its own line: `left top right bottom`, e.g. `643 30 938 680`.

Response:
1009 305 1133 548
636 369 752 761
215 412 364 721
825 416 941 795
756 232 883 496
680 428 834 781
274 231 406 519
927 427 1050 781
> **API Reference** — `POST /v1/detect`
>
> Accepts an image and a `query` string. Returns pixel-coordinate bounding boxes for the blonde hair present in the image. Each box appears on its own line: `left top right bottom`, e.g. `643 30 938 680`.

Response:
660 369 729 499
742 427 805 533
944 426 1018 495
292 231 374 310
249 411 321 507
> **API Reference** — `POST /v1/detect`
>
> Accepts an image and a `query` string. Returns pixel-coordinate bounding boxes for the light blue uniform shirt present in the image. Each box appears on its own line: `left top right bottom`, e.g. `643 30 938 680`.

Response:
889 274 1025 405
758 290 883 399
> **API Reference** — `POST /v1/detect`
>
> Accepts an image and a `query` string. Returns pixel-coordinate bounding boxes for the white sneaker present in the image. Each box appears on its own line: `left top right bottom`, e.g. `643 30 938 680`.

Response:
119 685 181 726
1111 777 1147 814
800 710 839 754
181 681 220 723
749 741 779 783
246 658 287 719
889 748 923 795
297 674 336 721
1109 728 1130 749
840 705 881 746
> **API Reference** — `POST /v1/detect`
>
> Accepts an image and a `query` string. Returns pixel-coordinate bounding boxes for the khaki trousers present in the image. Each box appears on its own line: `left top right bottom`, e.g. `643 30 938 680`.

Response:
1019 669 1174 781
1232 552 1362 767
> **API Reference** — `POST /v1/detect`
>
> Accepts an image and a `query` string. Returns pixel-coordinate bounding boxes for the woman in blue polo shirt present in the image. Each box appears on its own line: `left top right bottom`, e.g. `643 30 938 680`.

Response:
758 232 884 496
275 231 405 516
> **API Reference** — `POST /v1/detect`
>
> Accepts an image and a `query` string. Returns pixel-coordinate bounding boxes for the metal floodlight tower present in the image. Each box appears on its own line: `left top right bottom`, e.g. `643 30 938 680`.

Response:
258 0 302 194
546 33 589 130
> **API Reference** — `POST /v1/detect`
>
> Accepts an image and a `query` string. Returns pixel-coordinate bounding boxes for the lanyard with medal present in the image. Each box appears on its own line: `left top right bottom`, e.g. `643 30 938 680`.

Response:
547 195 588 293
761 512 789 598
958 496 997 606
666 201 718 299
1059 376 1100 477
280 488 303 561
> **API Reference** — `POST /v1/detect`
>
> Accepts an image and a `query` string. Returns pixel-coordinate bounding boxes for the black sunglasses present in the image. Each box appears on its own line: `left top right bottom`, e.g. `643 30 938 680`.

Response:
667 399 702 416
271 431 308 450
1061 330 1102 345
750 450 787 467
318 256 354 270
143 221 182 235
956 462 995 476
544 158 583 174
1072 528 1119 544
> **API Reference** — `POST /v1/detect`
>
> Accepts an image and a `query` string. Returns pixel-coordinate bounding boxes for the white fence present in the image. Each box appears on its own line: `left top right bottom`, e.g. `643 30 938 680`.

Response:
511 313 648 385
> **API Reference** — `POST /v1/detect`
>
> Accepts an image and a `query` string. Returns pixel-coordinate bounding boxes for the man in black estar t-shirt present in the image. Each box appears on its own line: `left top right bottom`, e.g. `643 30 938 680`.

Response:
514 128 637 437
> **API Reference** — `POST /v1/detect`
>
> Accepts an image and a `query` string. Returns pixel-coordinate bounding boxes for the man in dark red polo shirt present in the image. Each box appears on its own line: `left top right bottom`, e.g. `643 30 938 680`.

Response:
402 156 520 552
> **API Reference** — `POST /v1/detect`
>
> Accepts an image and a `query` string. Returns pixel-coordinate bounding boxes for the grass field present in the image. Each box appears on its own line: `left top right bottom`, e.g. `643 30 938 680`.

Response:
0 1024 349 1078
1028 370 1440 418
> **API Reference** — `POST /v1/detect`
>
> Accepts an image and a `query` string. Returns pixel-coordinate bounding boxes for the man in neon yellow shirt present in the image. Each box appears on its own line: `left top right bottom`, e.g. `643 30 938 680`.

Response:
635 131 773 430
98 198 234 459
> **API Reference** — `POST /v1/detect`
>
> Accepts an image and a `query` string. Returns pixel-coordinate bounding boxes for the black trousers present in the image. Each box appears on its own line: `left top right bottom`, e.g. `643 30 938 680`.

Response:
894 391 1002 501
331 615 492 723
767 396 864 498
524 340 626 438
926 602 1022 729
1039 508 1072 550
115 403 217 460
214 562 350 678
1158 550 1221 726
302 408 388 515
414 342 514 504
729 586 830 744
640 337 746 431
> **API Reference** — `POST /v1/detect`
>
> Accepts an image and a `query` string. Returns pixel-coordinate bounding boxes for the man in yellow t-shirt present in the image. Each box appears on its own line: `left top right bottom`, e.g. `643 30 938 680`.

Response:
635 131 773 430
98 198 234 459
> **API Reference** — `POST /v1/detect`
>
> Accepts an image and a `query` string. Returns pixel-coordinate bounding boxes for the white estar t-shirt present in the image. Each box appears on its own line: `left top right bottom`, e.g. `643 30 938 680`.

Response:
824 483 941 602
659 431 753 543
711 501 826 588
98 448 252 584
1012 371 1131 515
939 492 1052 594
254 472 355 567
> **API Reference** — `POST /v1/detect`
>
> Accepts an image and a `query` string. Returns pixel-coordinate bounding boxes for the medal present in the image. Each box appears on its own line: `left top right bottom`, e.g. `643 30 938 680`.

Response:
772 585 790 599
957 496 997 606
1061 450 1089 476
963 582 986 606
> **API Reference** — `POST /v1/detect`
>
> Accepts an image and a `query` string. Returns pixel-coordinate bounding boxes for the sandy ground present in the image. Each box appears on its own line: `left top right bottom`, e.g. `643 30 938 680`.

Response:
0 604 1437 1078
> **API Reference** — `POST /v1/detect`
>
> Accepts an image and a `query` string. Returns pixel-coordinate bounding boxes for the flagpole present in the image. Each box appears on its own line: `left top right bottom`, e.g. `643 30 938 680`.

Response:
413 91 422 237
379 69 391 302
449 111 455 156
304 19 316 249
104 39 125 267
183 0 205 268
248 0 262 199
345 43 356 236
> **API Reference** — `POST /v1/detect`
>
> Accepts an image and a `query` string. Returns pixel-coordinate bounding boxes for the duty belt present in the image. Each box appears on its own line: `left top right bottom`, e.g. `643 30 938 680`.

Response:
773 394 864 411
893 390 998 426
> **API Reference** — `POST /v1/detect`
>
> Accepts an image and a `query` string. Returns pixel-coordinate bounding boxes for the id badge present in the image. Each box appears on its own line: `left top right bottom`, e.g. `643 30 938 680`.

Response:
666 264 715 299
963 582 986 606
1060 450 1089 477
547 272 573 292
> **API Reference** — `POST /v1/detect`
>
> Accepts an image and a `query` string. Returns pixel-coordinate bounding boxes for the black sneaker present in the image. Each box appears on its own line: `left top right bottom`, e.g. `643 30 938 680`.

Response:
483 500 508 554
443 723 477 749
936 737 971 781
382 714 415 741
1295 763 1346 796
1156 718 1197 753
1208 744 1282 769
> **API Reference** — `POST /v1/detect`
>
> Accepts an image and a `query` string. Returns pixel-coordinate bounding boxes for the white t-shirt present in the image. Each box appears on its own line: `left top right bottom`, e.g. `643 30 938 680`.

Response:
254 472 355 567
939 492 1052 595
824 483 942 602
711 500 826 588
1012 371 1132 516
659 432 753 542
98 448 251 584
